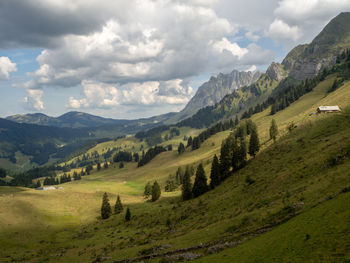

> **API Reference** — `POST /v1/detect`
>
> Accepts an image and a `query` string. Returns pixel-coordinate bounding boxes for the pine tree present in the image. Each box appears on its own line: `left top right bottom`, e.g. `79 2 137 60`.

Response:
144 182 152 198
238 137 247 168
151 181 161 202
133 153 139 162
248 126 260 158
192 163 208 197
181 168 192 201
219 137 232 179
192 137 200 150
119 162 124 168
187 136 193 147
125 207 131 221
104 162 109 169
97 162 101 171
114 195 123 214
178 143 185 155
36 180 41 188
101 192 112 219
210 155 220 189
269 119 278 142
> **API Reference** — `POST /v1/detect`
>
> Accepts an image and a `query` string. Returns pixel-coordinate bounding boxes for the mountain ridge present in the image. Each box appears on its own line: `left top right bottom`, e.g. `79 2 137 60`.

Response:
6 111 177 129
166 69 261 123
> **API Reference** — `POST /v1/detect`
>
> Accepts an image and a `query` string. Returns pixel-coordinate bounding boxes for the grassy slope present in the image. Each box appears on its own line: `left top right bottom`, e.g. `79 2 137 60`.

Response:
195 191 350 263
1 76 350 262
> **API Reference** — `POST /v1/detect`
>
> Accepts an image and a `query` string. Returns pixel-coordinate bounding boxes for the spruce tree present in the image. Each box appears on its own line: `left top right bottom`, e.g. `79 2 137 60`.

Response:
192 163 208 197
178 143 185 155
125 207 131 221
97 162 101 171
248 126 260 158
210 155 220 189
269 119 278 142
101 192 112 219
219 137 232 179
144 182 152 198
114 195 123 214
181 168 192 200
36 180 41 188
238 137 247 168
119 162 124 168
192 137 200 150
187 136 193 147
151 181 161 202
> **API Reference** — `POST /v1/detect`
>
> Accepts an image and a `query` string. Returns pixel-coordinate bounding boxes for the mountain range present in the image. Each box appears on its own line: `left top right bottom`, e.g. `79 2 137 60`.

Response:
2 12 350 170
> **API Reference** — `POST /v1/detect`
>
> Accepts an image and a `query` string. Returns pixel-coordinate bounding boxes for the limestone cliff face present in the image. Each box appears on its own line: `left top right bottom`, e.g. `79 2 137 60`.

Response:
266 62 284 81
176 70 261 120
281 12 350 80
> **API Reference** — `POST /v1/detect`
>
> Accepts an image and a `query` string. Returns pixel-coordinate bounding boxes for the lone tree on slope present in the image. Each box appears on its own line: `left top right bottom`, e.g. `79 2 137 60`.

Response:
114 195 123 214
101 192 112 219
269 119 279 143
125 207 131 221
151 181 161 202
248 126 260 158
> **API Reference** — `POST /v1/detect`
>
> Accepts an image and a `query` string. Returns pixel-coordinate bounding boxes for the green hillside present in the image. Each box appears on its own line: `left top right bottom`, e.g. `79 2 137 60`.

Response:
1 70 350 262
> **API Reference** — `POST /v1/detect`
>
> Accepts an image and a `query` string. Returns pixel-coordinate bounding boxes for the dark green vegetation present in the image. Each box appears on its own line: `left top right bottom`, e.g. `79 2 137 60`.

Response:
151 181 161 202
101 192 112 219
114 195 123 214
138 145 167 167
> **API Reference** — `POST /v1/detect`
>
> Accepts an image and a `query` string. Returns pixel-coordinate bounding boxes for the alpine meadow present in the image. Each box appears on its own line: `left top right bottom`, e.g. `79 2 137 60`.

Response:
1 2 350 263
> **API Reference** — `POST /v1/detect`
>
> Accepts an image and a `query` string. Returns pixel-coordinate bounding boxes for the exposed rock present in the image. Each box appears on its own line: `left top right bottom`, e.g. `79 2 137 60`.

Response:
266 62 284 81
281 12 350 80
170 69 261 122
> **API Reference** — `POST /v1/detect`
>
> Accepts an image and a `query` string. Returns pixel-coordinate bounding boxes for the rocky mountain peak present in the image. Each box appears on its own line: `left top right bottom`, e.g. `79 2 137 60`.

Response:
167 69 261 122
281 12 350 80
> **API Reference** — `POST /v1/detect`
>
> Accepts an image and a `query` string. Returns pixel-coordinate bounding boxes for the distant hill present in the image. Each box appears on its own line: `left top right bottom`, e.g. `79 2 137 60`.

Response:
6 111 127 128
0 118 93 169
1 111 177 170
166 70 261 123
6 111 177 130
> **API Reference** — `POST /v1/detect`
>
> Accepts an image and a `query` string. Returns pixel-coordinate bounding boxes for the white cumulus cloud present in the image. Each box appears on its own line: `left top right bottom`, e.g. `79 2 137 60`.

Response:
268 19 302 44
0 57 17 80
23 89 44 111
68 79 194 110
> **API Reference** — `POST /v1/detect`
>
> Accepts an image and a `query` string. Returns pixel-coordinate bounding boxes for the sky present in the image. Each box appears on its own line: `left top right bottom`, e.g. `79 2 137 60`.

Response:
0 0 349 119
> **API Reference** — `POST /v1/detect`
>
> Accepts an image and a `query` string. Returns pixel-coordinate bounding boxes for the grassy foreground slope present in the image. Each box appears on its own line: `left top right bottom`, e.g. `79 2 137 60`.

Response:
196 191 350 263
1 76 350 262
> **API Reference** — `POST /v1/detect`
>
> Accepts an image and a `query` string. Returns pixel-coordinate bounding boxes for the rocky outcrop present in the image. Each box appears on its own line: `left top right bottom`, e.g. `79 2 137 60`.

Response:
266 62 284 81
281 12 350 80
172 70 261 121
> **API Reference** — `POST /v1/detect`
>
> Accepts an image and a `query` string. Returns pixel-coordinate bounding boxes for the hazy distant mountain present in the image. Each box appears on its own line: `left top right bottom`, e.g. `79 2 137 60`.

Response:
166 70 261 123
6 111 176 129
6 111 125 128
